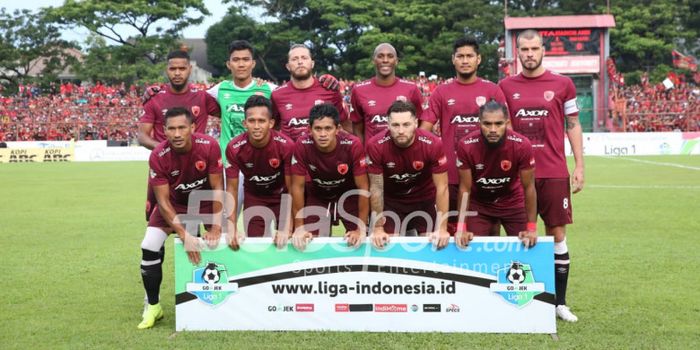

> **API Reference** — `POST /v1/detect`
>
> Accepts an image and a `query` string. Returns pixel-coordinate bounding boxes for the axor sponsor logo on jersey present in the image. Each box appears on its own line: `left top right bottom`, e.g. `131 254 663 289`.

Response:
226 103 244 113
476 177 512 185
249 172 281 184
312 178 346 187
288 118 309 126
515 109 549 118
450 115 479 124
369 115 388 124
175 177 207 191
389 172 421 183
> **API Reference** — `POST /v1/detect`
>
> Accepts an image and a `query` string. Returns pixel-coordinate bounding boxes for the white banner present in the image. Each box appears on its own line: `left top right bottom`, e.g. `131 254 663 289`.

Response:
565 132 700 156
174 237 556 333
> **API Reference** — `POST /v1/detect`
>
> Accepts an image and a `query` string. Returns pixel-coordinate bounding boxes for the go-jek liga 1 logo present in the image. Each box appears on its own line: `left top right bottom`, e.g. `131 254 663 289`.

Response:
186 262 238 306
489 261 545 308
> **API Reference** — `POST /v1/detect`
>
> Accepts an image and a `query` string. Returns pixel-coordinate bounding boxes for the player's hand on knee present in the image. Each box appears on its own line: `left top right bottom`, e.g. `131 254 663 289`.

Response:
518 230 537 248
455 230 474 249
370 228 389 249
344 229 365 248
318 74 339 91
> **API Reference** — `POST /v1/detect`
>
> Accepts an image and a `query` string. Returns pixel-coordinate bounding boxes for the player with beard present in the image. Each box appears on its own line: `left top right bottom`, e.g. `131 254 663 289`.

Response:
225 95 294 247
454 101 537 248
138 50 220 220
289 103 369 251
138 107 223 329
350 43 424 142
499 29 584 322
419 37 506 234
366 101 450 250
271 44 349 141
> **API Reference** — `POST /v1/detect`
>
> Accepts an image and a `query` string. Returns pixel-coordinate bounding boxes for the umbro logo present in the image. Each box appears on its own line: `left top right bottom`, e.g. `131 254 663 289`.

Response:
368 100 376 107
512 93 521 100
285 103 293 110
245 163 254 168
447 99 456 106
476 163 484 170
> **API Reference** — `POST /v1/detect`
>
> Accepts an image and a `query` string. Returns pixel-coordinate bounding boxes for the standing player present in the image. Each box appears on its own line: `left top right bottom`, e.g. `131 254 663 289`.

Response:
138 107 223 329
138 50 221 220
225 96 294 246
350 43 424 142
419 37 506 233
366 101 450 249
271 44 349 141
289 103 369 251
207 40 277 157
499 29 584 322
454 101 537 247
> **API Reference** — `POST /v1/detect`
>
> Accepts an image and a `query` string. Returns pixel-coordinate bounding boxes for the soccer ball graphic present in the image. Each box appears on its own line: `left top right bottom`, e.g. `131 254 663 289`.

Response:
507 262 526 284
202 263 221 284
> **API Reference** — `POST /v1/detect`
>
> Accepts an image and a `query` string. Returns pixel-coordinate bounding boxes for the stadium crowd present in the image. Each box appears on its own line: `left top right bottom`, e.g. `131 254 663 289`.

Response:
1 76 698 142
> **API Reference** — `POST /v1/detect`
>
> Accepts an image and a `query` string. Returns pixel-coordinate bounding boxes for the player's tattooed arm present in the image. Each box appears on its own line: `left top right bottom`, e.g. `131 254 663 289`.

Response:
565 114 580 130
368 174 384 226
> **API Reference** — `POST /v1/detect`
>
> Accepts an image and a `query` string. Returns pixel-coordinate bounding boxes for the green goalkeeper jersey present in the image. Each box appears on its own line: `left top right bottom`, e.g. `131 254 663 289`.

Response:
207 80 276 155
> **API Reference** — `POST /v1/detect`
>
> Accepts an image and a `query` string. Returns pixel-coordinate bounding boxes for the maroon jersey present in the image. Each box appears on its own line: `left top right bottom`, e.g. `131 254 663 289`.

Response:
420 78 506 184
350 78 424 140
499 70 578 178
271 78 348 141
456 130 534 213
139 85 220 142
290 131 368 200
366 128 448 204
148 133 223 207
225 129 294 197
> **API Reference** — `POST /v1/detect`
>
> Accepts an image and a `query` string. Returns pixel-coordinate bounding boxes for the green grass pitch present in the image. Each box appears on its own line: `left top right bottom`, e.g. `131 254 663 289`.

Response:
1 156 699 349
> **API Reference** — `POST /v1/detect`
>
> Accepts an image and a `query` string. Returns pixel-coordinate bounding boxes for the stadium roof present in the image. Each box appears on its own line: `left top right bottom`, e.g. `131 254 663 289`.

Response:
504 14 616 29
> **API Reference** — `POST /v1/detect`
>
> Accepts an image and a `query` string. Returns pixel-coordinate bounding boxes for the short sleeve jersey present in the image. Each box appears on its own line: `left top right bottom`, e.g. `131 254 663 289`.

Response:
207 80 276 155
499 70 578 178
148 133 223 207
420 78 506 184
140 86 220 142
456 130 534 212
350 78 424 140
290 131 368 200
225 129 294 196
271 78 348 141
366 128 448 204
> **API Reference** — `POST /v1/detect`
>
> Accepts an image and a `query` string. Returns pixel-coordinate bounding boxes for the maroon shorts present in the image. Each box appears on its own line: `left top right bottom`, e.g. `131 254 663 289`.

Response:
302 192 362 237
242 193 283 237
148 202 214 234
145 179 157 221
383 198 436 235
467 202 526 236
535 178 573 227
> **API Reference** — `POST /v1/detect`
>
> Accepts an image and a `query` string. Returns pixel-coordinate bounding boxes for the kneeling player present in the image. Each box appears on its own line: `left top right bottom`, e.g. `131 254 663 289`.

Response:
139 107 223 329
455 101 537 248
225 95 294 247
366 100 450 249
289 103 369 251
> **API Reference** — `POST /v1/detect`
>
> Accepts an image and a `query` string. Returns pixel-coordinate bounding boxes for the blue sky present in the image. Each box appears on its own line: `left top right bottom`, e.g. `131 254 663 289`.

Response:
0 0 230 42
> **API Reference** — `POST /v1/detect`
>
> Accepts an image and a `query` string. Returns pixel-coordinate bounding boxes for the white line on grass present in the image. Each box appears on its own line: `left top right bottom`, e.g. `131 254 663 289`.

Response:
589 184 700 190
601 156 700 171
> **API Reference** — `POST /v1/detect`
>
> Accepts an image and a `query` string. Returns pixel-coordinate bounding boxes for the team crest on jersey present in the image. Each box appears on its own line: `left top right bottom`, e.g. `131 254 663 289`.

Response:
269 158 280 168
501 160 512 171
396 95 407 102
475 96 487 106
413 160 424 170
314 99 324 105
195 160 206 171
544 91 555 101
337 163 349 175
191 106 201 116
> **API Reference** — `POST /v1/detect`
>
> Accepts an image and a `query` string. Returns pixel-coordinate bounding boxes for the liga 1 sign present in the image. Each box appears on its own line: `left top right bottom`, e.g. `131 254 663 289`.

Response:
175 237 556 333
